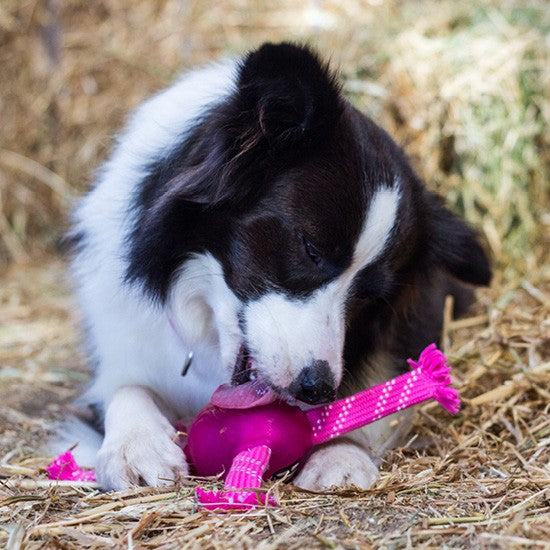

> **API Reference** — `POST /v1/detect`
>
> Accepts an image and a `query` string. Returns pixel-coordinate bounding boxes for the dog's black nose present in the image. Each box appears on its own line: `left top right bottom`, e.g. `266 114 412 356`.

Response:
292 360 336 405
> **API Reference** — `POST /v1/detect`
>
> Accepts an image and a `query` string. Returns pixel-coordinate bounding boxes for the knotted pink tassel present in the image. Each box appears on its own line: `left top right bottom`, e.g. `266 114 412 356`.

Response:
407 344 460 414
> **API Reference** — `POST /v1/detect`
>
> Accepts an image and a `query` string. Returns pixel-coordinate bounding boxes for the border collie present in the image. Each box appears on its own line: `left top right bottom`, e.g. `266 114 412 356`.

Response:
65 43 491 490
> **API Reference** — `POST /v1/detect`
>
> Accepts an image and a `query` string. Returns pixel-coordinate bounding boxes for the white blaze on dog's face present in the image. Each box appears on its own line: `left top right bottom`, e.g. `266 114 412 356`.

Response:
242 185 400 402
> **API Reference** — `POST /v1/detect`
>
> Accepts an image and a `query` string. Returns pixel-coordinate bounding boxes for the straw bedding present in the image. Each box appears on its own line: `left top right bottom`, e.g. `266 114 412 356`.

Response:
1 1 548 547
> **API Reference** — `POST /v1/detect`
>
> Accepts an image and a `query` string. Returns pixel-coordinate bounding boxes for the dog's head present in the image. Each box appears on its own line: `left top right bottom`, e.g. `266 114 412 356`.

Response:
127 43 491 404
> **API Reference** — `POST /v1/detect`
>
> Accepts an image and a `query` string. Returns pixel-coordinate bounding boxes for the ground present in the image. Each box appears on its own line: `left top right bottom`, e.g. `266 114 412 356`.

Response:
0 0 549 548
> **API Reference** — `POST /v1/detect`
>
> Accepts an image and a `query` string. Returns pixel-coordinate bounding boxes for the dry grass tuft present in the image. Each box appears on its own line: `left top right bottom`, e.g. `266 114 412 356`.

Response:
1 0 549 548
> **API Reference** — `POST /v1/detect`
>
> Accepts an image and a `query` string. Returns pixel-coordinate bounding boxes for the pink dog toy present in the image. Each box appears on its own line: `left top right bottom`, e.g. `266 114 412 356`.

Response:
186 343 459 510
47 344 459 511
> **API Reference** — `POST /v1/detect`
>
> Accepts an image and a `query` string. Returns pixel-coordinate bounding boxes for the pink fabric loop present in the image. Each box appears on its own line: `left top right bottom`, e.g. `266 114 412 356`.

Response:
45 451 96 482
196 445 277 511
307 344 459 445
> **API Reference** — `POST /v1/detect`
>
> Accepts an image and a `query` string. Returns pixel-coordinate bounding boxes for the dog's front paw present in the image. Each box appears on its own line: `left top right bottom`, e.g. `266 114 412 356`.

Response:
96 423 188 491
293 441 378 491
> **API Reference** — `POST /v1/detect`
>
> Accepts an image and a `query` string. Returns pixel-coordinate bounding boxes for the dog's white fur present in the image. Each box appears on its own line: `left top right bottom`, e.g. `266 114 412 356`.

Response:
64 58 406 491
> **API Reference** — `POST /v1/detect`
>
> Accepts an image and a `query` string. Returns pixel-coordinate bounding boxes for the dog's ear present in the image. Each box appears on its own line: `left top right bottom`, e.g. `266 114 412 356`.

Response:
235 43 343 149
425 192 492 286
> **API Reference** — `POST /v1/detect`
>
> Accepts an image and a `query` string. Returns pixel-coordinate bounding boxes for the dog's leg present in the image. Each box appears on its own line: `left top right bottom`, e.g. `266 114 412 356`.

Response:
96 385 188 490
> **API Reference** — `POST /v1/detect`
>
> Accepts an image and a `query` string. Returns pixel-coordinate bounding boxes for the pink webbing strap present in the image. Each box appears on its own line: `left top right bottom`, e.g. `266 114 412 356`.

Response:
225 445 270 490
196 445 277 510
306 344 460 445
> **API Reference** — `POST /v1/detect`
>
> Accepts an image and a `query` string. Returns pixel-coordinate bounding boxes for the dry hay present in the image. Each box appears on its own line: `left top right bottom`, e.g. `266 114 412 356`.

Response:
1 262 548 548
1 0 549 548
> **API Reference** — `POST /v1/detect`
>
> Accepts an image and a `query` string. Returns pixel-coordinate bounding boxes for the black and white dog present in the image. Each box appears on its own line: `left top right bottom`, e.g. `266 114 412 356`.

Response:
66 43 490 491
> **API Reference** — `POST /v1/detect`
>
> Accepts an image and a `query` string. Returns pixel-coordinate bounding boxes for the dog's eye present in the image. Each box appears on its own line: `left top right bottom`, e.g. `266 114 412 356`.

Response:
302 236 322 265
